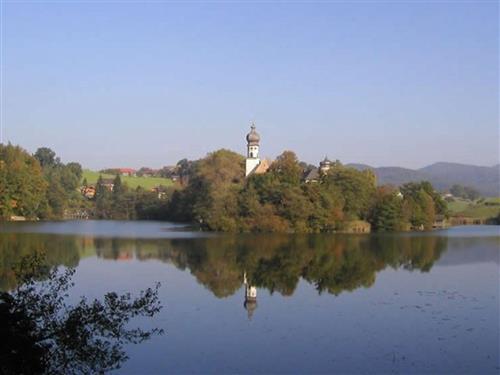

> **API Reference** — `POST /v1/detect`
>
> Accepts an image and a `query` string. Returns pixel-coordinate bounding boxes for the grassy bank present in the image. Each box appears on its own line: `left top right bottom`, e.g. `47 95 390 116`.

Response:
448 197 500 220
82 170 173 190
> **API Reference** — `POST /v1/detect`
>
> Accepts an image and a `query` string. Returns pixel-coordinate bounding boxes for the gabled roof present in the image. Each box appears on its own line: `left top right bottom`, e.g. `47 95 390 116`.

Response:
117 168 136 173
305 168 319 181
253 159 270 175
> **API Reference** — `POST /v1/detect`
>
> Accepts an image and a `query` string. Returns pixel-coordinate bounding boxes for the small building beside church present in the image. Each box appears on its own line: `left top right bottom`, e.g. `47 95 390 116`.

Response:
305 156 333 183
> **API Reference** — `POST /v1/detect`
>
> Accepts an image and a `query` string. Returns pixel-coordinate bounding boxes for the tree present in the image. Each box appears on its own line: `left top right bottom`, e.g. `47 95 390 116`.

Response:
167 149 245 230
35 151 84 219
34 147 59 168
111 175 135 219
0 144 48 219
324 164 377 220
176 158 196 186
450 184 481 200
66 162 83 181
400 182 443 229
94 175 112 219
0 252 163 374
369 186 404 231
269 151 302 186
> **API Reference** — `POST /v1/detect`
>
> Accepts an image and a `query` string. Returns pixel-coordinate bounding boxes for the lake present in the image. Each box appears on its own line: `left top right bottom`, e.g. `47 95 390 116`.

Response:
1 221 498 374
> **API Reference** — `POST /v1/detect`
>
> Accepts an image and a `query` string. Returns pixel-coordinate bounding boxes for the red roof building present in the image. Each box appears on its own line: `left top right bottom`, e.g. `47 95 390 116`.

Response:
117 168 136 176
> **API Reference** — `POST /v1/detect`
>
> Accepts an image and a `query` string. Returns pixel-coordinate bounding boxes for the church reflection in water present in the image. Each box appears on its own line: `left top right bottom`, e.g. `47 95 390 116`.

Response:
243 271 258 320
0 232 459 302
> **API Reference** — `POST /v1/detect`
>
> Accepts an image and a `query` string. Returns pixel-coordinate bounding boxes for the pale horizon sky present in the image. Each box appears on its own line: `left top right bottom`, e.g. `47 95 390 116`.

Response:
1 1 498 170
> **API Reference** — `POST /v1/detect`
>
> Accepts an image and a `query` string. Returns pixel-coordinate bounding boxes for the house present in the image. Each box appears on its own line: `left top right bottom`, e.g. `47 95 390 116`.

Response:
151 185 168 199
304 157 333 183
304 168 319 183
81 185 96 199
117 168 136 177
101 178 115 191
137 167 156 177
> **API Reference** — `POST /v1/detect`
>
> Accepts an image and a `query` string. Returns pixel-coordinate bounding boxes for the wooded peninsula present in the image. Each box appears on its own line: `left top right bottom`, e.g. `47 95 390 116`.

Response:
1 143 470 233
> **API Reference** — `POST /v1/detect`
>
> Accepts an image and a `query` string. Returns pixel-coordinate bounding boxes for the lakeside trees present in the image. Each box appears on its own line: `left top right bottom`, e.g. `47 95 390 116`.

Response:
1 143 447 231
166 149 447 232
0 144 89 220
0 144 170 221
92 174 170 220
0 144 47 220
34 149 84 219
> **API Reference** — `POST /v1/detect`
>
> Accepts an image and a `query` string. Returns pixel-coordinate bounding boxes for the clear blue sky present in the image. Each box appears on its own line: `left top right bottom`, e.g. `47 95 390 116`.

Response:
2 1 498 169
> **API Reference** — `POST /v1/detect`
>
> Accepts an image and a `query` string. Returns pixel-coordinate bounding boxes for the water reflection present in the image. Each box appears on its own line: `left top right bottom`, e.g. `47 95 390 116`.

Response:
243 271 258 320
0 232 460 296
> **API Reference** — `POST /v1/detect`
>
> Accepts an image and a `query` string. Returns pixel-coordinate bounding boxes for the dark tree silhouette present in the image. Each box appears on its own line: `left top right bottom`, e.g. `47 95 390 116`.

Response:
0 252 163 374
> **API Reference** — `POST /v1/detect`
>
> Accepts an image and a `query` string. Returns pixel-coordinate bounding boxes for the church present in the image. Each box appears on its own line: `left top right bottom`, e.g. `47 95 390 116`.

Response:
244 124 334 181
245 123 270 177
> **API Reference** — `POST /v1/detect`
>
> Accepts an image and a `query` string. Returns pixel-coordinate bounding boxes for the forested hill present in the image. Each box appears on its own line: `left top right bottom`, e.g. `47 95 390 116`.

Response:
347 162 499 197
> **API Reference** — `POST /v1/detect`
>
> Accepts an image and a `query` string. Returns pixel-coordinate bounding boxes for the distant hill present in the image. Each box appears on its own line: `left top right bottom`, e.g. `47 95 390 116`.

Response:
347 162 499 197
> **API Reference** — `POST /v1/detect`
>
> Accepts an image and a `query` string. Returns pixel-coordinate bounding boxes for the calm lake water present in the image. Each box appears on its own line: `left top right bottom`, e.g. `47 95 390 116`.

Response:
1 221 499 374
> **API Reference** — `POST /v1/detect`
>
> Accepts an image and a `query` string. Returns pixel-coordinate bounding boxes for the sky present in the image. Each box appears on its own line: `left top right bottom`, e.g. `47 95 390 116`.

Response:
1 1 498 170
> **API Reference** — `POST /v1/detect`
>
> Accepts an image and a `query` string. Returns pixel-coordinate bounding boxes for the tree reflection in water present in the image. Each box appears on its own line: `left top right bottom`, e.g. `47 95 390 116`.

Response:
0 232 454 372
0 233 451 298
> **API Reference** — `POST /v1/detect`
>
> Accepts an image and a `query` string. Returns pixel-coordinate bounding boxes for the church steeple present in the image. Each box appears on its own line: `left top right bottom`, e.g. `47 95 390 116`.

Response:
246 123 260 158
319 156 332 174
245 123 261 176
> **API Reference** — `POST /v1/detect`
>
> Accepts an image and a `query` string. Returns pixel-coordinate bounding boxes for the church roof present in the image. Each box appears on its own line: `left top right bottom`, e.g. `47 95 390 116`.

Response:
305 168 319 182
246 124 260 145
253 159 270 175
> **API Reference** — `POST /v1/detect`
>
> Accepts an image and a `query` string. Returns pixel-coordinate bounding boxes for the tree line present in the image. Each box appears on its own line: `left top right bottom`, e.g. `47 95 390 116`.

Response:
0 144 170 221
0 145 83 220
1 144 448 231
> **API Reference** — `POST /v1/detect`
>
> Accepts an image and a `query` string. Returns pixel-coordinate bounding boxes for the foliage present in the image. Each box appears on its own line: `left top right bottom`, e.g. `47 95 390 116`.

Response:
0 252 163 374
167 149 446 233
2 143 448 232
33 147 60 168
0 144 48 219
324 164 377 220
369 186 404 232
167 149 245 230
94 175 113 219
399 181 447 229
92 174 172 220
449 184 481 200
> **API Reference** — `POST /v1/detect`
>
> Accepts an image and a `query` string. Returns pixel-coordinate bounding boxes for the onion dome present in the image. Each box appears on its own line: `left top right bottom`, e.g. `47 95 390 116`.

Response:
320 156 331 167
246 124 260 145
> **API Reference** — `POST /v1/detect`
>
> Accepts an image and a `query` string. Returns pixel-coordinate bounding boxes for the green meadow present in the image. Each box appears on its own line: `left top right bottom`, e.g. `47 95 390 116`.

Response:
82 170 173 190
448 197 500 219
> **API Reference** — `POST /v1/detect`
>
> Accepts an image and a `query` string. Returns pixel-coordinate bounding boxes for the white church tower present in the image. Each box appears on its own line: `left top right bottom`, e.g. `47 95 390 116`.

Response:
245 123 261 176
